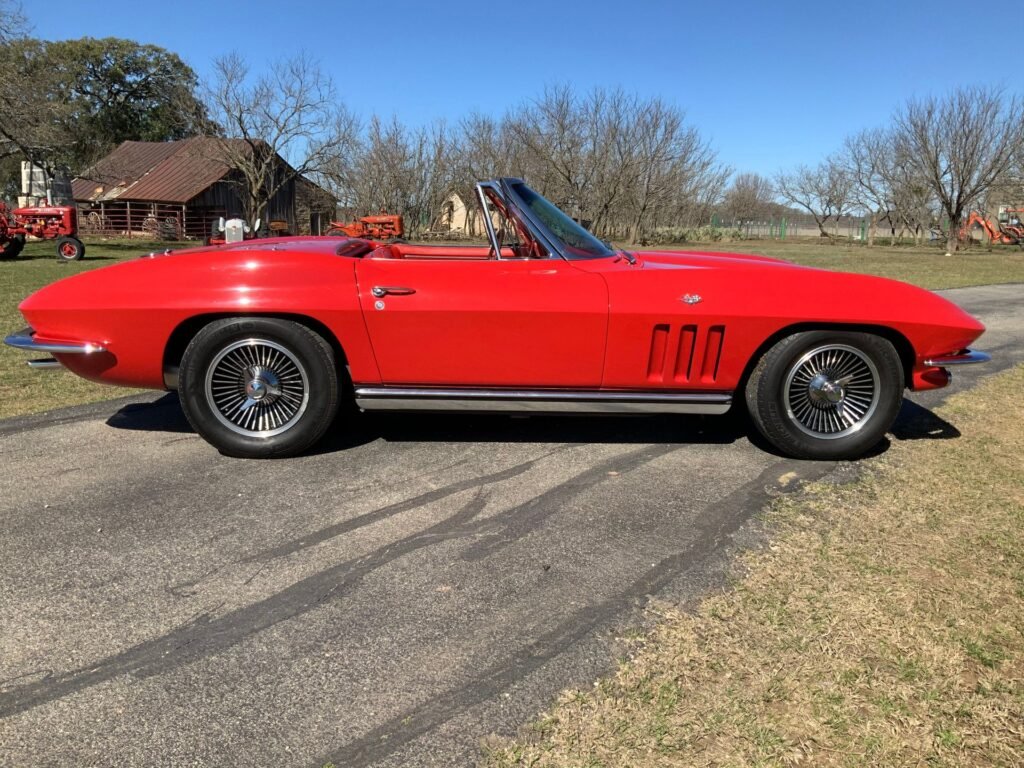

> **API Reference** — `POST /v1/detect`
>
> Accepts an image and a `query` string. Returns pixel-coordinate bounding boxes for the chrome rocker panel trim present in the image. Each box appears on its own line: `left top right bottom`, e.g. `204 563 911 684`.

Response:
4 327 106 356
923 349 991 367
354 387 732 414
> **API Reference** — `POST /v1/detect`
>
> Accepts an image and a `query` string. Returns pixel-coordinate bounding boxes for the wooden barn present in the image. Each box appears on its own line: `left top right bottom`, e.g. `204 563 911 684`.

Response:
71 137 335 240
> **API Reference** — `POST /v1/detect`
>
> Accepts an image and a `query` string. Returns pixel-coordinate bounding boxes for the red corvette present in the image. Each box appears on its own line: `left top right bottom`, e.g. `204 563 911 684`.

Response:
5 179 989 459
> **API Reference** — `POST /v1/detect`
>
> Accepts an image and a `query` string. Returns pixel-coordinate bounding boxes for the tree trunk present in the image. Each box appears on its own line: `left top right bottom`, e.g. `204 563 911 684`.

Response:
945 231 958 254
867 214 876 247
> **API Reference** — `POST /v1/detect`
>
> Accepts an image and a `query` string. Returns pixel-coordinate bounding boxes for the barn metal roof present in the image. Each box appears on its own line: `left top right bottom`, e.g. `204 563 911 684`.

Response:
72 138 238 204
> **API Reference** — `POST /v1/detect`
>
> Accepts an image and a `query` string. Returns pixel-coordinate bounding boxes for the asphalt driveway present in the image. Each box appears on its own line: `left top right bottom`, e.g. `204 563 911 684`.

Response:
1 284 1021 767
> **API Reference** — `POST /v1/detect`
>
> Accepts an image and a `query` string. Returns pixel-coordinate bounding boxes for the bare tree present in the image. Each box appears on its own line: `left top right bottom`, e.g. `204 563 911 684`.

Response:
892 86 1024 253
502 86 725 240
841 128 897 246
775 158 852 239
202 52 358 224
723 172 775 224
0 0 26 43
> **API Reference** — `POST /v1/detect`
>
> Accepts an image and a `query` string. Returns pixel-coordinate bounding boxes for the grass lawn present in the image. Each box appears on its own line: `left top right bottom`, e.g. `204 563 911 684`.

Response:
654 239 1024 290
0 238 184 420
1 236 1022 420
483 364 1024 767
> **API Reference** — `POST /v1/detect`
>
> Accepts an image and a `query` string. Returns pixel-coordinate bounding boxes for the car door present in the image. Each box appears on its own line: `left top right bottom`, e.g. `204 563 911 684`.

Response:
355 255 608 387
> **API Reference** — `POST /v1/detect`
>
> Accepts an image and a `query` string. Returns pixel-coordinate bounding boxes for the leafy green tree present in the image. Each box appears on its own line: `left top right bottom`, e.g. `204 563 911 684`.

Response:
0 36 209 178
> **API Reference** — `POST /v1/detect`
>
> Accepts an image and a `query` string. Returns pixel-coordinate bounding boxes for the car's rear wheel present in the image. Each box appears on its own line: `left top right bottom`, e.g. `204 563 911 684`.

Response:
179 318 339 458
745 330 904 460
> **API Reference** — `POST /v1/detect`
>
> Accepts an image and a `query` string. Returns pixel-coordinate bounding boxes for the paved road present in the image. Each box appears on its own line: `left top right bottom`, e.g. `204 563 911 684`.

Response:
1 284 1021 767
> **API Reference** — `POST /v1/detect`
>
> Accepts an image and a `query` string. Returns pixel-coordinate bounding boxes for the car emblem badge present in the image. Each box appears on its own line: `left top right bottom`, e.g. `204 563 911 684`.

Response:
680 294 702 305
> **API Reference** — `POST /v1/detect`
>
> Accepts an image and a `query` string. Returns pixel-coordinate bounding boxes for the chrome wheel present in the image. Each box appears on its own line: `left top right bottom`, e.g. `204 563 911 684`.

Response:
204 338 309 437
784 344 880 439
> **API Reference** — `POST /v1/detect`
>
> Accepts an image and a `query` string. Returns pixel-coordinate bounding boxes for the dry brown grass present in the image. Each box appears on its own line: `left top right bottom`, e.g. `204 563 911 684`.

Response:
483 367 1024 767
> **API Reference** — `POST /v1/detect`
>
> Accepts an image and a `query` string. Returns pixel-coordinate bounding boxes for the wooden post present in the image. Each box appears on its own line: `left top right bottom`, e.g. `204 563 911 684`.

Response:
126 201 132 239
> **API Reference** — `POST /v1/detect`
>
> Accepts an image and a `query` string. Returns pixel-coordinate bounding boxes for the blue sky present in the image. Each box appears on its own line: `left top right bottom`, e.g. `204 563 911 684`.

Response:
27 0 1017 178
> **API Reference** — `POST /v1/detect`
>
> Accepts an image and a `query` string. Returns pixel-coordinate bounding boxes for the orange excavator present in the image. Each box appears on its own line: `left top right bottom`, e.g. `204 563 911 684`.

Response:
959 211 1024 245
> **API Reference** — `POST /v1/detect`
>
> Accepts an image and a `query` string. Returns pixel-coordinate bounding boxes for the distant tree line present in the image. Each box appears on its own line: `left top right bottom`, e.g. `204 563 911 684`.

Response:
3 0 1022 251
318 85 728 241
768 87 1024 252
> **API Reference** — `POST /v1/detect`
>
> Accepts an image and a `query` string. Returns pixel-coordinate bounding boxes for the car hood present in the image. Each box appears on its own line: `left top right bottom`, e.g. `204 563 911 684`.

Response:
635 249 800 270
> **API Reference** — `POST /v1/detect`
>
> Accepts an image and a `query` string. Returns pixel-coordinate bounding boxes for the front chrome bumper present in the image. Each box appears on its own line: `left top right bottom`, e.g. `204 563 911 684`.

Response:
923 349 992 367
3 327 107 369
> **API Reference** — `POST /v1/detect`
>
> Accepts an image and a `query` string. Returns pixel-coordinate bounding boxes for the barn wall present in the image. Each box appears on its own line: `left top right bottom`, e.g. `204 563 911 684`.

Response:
189 172 297 235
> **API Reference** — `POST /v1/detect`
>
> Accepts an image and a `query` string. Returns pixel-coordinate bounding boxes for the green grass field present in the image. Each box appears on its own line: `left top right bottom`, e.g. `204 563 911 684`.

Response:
1 237 1022 420
656 239 1024 290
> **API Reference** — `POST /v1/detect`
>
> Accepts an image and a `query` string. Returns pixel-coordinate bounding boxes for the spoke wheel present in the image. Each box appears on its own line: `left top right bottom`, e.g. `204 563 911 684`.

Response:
179 318 339 458
745 331 903 460
784 344 879 439
205 338 310 437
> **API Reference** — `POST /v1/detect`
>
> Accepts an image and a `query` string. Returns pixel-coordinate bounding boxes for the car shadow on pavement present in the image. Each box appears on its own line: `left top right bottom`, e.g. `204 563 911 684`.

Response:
311 409 748 454
105 393 959 457
106 393 192 433
890 398 962 442
106 393 749 452
728 397 961 461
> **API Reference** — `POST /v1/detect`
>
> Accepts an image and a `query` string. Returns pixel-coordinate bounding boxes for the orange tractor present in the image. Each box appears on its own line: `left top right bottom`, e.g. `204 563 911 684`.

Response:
0 201 86 261
326 213 404 240
959 210 1024 245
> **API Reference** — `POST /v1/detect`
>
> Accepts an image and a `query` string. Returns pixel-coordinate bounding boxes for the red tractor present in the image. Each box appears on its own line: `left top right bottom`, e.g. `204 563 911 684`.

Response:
326 213 404 240
0 202 86 262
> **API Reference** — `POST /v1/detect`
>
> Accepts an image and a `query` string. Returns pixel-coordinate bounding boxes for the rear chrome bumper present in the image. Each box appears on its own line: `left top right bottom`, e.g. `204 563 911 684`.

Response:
4 327 106 368
923 349 991 367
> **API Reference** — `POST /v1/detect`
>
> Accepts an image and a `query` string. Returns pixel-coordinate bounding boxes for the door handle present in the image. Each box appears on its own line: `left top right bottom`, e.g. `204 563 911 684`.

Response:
372 286 416 297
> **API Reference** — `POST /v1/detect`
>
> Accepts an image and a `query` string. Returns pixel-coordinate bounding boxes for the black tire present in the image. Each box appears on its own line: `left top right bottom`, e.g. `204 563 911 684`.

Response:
56 237 85 261
0 234 25 260
744 330 904 460
178 318 339 458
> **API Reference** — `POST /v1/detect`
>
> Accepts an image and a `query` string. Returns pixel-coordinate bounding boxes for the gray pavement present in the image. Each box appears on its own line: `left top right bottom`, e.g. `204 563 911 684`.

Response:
1 284 1021 767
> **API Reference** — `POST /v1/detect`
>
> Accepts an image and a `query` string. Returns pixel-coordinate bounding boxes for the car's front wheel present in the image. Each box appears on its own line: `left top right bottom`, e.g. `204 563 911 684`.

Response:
179 318 339 458
745 330 904 460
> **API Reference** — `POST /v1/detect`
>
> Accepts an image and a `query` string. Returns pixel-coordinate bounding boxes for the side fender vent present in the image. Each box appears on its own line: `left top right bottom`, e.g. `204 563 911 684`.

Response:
646 324 670 382
673 325 698 383
645 323 724 383
699 325 726 383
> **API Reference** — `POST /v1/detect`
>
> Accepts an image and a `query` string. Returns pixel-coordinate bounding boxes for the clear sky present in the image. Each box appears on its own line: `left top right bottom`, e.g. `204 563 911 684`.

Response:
26 0 1018 178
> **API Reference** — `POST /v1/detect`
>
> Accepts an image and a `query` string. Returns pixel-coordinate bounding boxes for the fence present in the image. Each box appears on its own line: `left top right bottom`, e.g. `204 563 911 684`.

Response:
708 214 869 240
76 202 226 241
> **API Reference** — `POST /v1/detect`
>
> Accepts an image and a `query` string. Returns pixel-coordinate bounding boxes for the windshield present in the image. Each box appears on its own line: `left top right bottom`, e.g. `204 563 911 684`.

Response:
510 182 615 259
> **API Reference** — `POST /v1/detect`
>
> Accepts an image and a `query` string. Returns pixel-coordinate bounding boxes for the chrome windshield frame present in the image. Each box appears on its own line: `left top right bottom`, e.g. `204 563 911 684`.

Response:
474 178 616 262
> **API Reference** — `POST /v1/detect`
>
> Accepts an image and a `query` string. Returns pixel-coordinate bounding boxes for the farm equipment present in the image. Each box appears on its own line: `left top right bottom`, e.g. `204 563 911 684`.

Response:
0 202 85 261
326 213 404 240
206 216 262 246
958 210 1023 245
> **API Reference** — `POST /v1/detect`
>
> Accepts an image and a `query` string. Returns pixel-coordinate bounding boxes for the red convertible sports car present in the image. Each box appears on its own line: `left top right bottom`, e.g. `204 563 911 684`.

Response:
5 178 989 459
